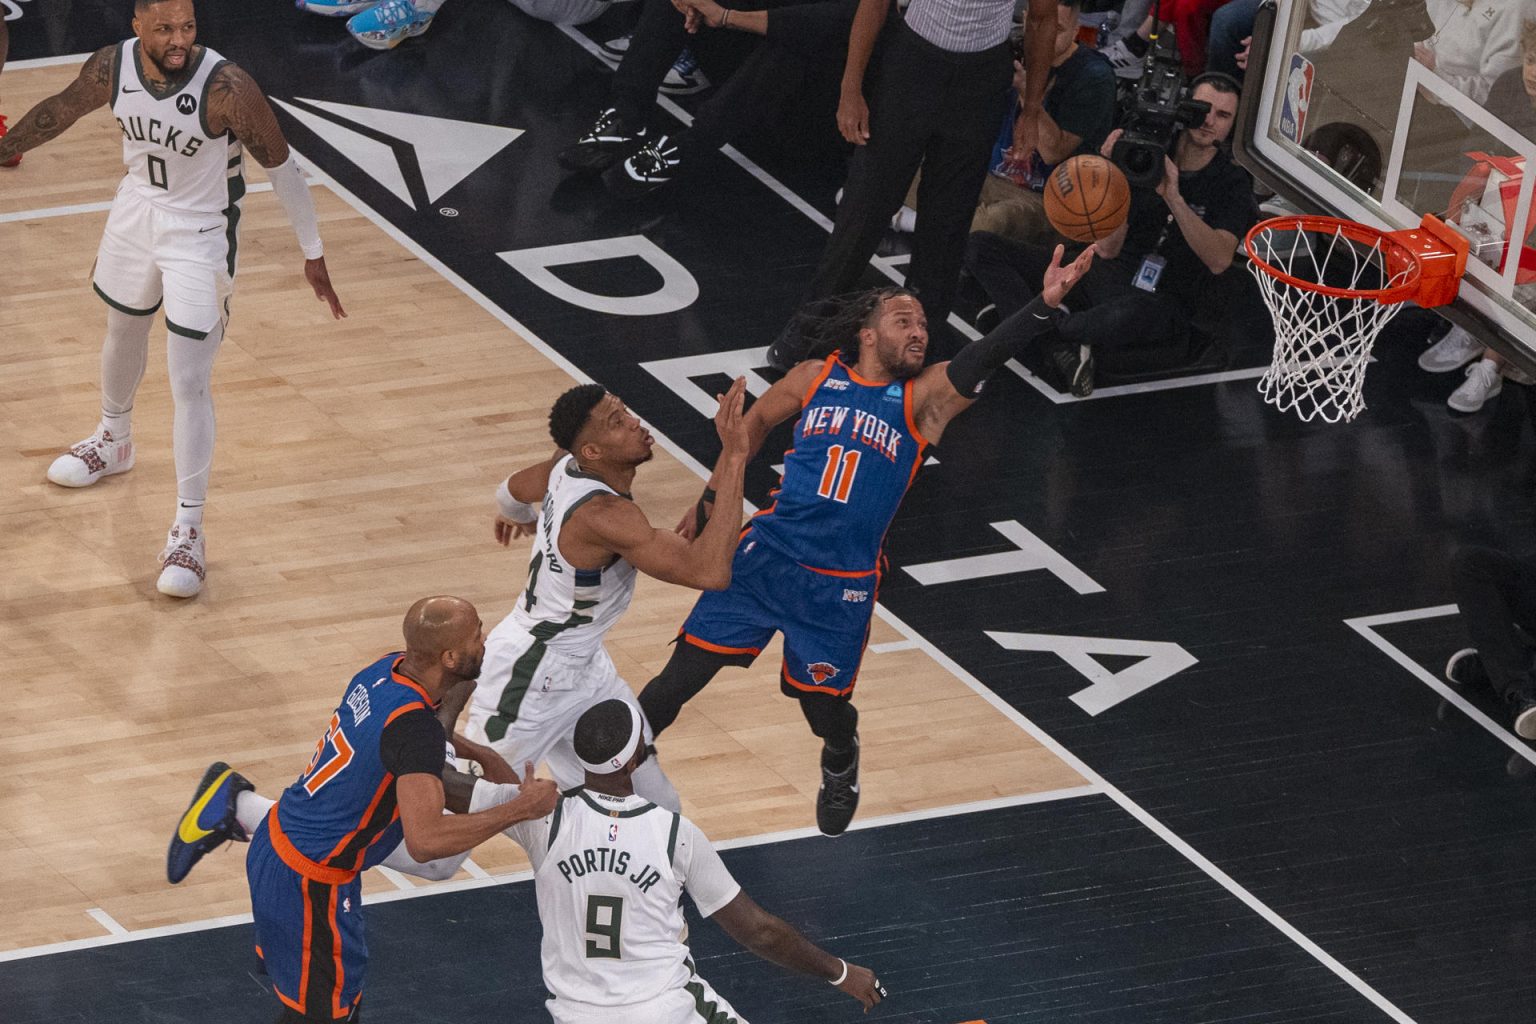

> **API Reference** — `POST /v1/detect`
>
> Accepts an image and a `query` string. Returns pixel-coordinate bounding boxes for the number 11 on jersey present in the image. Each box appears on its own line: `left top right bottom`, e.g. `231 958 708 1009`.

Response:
817 445 861 504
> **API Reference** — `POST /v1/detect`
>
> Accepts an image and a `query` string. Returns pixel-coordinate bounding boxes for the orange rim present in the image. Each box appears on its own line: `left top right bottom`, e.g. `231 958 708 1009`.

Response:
1243 215 1423 303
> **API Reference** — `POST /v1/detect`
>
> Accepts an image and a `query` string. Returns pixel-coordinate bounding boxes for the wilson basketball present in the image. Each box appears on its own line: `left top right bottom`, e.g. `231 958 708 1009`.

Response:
1044 155 1131 243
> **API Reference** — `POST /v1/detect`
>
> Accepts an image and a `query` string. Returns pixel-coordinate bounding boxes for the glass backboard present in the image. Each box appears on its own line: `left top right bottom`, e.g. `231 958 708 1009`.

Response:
1237 0 1536 357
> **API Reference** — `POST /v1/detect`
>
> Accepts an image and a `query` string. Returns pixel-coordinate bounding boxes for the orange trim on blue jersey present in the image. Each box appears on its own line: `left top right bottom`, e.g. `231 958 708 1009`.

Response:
801 356 838 406
680 631 762 657
902 378 931 450
799 563 878 578
388 656 434 705
383 702 429 727
275 987 306 1015
298 876 314 1012
782 661 858 697
268 806 358 886
324 774 396 867
836 359 889 389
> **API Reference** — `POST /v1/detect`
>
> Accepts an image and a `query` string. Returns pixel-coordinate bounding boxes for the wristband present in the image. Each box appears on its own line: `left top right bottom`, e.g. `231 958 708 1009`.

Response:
701 487 717 504
496 478 538 524
829 958 848 986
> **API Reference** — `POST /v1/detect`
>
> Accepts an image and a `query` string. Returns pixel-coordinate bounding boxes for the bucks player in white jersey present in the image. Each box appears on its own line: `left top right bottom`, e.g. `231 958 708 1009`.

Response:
0 0 345 598
462 379 752 811
489 698 884 1022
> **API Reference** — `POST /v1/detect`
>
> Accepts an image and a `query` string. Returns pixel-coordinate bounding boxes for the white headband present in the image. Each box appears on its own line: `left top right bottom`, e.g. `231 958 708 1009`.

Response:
577 702 644 775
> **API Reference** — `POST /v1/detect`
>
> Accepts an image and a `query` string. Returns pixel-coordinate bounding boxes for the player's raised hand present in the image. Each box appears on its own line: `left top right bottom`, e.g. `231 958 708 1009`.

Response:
305 256 346 319
517 763 560 817
494 514 537 546
715 376 750 458
835 961 887 1011
1041 243 1094 308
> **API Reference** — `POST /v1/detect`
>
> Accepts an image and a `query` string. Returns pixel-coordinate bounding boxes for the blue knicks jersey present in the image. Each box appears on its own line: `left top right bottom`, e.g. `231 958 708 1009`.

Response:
271 653 437 877
750 357 929 573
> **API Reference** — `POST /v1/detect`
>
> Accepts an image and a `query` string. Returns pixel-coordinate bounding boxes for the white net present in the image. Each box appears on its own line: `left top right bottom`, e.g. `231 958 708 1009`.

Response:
1248 221 1417 424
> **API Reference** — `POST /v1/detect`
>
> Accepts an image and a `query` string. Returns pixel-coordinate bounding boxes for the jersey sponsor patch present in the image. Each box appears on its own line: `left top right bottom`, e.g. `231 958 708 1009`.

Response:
823 377 851 391
842 588 869 603
884 383 903 402
807 662 840 685
176 94 197 115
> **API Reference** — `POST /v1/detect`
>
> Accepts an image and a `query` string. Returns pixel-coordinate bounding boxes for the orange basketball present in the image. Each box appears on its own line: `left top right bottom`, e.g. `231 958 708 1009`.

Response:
1043 154 1131 243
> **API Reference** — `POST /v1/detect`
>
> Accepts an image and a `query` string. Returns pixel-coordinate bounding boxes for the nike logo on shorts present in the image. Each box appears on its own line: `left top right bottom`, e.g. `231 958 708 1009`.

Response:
122 87 141 93
198 225 220 233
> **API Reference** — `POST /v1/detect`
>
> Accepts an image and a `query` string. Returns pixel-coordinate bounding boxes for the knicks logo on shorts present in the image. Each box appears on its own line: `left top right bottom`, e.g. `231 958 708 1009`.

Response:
807 662 840 685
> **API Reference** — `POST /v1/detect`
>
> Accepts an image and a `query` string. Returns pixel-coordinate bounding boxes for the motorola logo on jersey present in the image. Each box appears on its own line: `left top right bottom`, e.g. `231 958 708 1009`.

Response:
176 94 197 115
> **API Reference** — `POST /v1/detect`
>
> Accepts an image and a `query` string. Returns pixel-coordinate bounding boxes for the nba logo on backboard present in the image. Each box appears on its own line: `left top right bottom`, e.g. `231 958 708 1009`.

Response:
1279 54 1313 144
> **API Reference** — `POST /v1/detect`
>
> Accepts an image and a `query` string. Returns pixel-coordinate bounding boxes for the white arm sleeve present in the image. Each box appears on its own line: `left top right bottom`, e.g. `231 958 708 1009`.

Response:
674 816 740 918
266 155 324 261
470 780 552 867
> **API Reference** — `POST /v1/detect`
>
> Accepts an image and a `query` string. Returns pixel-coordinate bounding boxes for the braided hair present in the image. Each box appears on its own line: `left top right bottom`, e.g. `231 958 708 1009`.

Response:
777 286 916 364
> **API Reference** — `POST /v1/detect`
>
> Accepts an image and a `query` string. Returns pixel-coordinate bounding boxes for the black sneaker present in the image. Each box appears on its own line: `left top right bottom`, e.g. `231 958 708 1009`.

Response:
1510 691 1536 740
558 108 648 173
167 762 254 883
1050 344 1095 397
1444 648 1489 689
606 133 681 194
816 735 860 837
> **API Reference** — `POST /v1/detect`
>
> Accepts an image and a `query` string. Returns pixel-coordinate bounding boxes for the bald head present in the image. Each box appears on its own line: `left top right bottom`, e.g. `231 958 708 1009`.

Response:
403 596 478 660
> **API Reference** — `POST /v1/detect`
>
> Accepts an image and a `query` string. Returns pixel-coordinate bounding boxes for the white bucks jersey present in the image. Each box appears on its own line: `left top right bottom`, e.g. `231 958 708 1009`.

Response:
111 40 244 216
508 455 639 653
515 790 740 1007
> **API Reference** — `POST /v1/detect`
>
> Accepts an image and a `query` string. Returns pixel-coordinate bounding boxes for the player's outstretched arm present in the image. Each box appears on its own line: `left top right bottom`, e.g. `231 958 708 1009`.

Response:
396 762 556 862
712 892 886 1010
0 46 114 165
590 379 751 589
206 64 345 319
678 361 822 538
913 243 1095 443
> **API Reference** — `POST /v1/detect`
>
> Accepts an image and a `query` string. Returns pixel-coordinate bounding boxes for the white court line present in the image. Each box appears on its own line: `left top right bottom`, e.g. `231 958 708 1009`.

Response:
0 786 1098 963
8 53 89 70
1346 605 1536 767
285 160 1418 1024
459 858 492 880
0 180 315 225
85 908 128 937
868 639 918 654
374 866 415 891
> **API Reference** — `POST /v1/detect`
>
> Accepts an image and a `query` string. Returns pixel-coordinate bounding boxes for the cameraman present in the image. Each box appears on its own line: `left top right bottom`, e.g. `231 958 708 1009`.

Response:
963 72 1256 396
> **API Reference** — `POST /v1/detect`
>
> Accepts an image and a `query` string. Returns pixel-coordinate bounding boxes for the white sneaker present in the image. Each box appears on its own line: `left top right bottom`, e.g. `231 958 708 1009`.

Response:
46 428 134 487
1099 36 1144 80
157 524 206 598
1447 358 1502 413
1418 325 1484 372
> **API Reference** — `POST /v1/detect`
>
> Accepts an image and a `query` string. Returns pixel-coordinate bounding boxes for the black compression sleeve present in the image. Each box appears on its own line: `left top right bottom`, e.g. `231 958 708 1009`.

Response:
946 295 1064 398
380 709 448 778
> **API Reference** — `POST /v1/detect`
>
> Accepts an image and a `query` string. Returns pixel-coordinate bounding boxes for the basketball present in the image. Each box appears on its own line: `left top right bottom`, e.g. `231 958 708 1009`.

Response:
1043 155 1131 243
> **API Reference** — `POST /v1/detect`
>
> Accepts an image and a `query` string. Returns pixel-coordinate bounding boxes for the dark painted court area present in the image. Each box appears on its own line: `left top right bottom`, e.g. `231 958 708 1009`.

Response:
2 798 1394 1023
8 1 1536 1021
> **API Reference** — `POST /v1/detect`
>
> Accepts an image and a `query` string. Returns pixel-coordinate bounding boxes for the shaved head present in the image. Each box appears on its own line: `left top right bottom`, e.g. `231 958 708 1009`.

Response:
403 596 478 660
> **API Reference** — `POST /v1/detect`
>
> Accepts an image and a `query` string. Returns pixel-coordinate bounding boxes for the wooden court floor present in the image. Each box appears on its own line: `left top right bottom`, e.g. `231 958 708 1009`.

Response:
0 62 1084 954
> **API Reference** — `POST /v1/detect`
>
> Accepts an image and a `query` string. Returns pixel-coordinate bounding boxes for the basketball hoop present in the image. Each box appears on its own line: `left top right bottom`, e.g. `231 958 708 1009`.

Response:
1244 213 1468 423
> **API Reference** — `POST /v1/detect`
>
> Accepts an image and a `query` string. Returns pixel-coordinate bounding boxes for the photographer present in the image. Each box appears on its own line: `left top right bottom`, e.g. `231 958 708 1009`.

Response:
963 73 1256 396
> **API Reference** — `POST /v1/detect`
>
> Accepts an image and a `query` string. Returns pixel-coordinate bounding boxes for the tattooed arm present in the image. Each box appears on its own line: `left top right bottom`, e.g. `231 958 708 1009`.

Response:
0 46 115 164
205 63 345 319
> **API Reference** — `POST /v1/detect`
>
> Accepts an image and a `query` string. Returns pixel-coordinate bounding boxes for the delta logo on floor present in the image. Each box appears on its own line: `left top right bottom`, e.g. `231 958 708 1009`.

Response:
270 98 521 211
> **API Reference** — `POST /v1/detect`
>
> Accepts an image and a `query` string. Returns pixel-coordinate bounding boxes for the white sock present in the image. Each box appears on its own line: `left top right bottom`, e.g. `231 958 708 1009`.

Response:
235 790 274 836
167 321 223 518
632 756 681 812
99 308 153 439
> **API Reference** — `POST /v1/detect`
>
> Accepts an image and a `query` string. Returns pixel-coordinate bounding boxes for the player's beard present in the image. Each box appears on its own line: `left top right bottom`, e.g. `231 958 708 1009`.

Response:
145 45 192 81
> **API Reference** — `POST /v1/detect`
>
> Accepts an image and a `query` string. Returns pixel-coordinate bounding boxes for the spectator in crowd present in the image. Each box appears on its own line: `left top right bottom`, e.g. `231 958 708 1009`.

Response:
1415 0 1524 105
557 0 859 193
964 73 1257 395
1099 0 1237 78
766 0 1058 367
910 0 1115 243
1445 543 1536 739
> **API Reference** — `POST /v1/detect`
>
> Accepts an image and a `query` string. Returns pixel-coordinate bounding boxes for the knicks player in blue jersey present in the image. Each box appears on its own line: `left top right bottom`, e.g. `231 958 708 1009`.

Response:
165 596 558 1022
639 244 1095 836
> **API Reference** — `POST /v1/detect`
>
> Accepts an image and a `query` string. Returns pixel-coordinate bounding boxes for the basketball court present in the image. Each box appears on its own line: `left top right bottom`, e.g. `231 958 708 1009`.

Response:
2 2 1534 1022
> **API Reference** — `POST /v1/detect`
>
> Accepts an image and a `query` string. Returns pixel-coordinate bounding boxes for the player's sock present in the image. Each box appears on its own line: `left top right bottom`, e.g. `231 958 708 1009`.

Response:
99 308 153 439
632 753 682 812
821 741 855 774
175 498 205 529
167 322 223 514
235 790 275 835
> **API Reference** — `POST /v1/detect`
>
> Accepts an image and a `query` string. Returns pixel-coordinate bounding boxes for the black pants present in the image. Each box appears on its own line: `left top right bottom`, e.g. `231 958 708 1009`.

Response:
1450 545 1536 703
612 0 854 152
807 21 1012 351
639 641 859 752
964 230 1194 355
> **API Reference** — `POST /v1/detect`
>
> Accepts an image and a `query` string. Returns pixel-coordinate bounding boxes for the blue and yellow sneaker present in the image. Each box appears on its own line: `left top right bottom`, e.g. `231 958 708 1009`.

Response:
347 0 435 50
296 0 380 16
167 762 253 884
